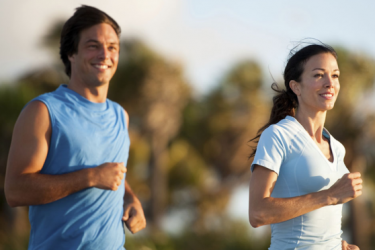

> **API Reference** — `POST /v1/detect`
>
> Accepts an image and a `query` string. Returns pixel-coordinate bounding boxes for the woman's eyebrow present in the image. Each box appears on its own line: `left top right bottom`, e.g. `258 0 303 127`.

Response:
312 68 339 71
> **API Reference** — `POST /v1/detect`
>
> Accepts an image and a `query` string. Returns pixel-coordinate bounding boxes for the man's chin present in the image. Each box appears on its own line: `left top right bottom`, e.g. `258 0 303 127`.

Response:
87 77 111 87
88 71 112 84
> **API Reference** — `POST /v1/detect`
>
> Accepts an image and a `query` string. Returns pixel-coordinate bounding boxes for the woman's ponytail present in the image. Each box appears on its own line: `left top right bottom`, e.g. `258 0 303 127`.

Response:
249 83 297 158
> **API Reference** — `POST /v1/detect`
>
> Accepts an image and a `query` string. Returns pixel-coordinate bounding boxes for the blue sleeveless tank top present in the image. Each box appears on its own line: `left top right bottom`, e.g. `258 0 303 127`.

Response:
28 85 130 250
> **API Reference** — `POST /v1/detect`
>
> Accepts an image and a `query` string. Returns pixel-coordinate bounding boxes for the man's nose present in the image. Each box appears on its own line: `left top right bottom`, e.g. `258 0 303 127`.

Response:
98 46 110 60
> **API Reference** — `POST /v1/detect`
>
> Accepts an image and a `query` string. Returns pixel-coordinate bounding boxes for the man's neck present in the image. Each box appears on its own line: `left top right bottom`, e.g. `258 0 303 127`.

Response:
67 78 109 103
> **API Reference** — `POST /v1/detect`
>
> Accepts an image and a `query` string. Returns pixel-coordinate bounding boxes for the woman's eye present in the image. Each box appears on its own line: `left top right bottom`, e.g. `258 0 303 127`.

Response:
314 74 323 78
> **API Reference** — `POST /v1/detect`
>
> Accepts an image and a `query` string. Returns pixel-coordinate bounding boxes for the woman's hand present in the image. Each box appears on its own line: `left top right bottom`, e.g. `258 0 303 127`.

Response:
342 240 360 250
327 172 362 205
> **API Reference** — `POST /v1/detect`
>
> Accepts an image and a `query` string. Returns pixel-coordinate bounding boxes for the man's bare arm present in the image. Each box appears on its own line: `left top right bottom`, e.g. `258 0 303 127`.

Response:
4 101 126 207
122 181 146 234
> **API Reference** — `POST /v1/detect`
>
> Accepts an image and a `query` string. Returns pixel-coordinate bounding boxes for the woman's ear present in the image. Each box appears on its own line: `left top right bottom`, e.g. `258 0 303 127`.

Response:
289 80 301 96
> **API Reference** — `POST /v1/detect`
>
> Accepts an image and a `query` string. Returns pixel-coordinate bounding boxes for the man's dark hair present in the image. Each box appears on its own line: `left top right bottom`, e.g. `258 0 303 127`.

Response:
60 5 121 77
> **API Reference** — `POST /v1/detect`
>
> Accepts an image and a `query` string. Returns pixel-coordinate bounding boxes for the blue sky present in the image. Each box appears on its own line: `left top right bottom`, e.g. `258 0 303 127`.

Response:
1 0 375 94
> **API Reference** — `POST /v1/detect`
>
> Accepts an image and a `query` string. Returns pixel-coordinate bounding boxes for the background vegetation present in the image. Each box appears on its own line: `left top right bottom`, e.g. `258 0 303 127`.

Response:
1 22 375 250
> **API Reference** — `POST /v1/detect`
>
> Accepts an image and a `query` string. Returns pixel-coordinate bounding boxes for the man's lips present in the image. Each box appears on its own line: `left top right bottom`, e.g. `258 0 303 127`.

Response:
92 64 111 69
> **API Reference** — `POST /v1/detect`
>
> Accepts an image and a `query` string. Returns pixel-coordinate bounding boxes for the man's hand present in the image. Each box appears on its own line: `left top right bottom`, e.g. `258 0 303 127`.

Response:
122 183 146 234
91 162 126 190
5 101 127 206
122 198 146 234
342 240 360 250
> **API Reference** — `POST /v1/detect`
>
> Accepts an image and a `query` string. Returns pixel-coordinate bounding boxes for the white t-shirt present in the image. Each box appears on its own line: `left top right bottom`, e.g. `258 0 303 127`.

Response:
251 116 349 250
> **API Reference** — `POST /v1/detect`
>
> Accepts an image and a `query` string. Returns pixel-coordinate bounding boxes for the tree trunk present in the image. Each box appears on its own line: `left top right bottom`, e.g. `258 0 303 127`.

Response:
349 156 370 249
149 135 168 231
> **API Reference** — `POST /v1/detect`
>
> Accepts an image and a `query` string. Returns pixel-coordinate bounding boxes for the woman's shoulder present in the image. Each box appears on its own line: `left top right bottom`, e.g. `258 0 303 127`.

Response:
262 116 301 140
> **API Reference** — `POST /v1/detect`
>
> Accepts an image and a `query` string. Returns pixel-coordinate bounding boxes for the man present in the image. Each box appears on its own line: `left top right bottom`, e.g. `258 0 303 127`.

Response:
4 5 146 249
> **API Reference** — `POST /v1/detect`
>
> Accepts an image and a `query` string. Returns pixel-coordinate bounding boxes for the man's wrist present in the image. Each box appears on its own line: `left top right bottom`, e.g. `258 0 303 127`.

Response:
124 192 140 205
86 168 96 188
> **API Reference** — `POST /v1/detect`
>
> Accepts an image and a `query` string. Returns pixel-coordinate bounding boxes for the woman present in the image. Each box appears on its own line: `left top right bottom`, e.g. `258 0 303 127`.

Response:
248 43 362 250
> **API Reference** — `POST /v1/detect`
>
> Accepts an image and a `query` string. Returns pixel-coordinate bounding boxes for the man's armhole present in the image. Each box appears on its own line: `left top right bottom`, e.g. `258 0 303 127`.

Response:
122 109 129 130
27 100 54 152
30 99 54 127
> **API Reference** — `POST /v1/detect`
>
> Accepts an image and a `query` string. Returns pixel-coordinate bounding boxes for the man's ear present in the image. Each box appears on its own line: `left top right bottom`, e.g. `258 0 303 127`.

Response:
289 80 301 96
68 54 75 63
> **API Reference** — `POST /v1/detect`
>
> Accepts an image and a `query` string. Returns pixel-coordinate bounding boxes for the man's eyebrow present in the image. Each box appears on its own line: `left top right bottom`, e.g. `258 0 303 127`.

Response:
84 39 99 44
312 68 339 72
84 39 119 46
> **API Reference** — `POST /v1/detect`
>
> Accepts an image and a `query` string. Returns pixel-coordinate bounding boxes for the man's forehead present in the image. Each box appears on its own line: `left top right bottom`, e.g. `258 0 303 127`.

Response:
79 23 119 42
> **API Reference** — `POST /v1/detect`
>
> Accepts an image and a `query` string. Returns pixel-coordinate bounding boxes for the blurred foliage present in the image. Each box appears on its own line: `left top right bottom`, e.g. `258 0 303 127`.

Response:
125 220 269 250
109 39 191 229
324 48 375 248
0 21 375 250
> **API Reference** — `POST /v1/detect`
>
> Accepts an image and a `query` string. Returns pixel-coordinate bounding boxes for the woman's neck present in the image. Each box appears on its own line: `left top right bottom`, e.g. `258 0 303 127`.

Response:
294 107 327 143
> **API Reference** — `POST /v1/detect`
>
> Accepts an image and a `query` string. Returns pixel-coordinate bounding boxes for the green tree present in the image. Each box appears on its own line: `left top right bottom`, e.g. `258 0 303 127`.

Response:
109 39 191 230
172 60 270 234
325 48 375 249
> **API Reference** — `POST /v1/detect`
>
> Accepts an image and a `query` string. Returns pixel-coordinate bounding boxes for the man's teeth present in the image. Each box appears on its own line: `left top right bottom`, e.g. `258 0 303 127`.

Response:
94 65 108 69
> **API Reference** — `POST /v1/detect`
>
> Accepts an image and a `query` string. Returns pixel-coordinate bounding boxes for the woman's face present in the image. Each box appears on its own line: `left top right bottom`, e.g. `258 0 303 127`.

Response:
290 53 340 113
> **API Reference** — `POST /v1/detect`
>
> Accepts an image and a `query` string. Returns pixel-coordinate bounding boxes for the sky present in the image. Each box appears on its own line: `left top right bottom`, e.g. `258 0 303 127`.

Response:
1 0 375 231
1 0 375 94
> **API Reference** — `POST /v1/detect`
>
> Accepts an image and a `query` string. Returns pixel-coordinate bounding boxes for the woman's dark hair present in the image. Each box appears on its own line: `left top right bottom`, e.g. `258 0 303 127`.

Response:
60 5 121 77
249 42 337 158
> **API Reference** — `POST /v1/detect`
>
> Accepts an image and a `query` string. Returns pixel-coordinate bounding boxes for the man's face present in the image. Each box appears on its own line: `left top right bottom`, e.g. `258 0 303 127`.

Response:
68 23 119 87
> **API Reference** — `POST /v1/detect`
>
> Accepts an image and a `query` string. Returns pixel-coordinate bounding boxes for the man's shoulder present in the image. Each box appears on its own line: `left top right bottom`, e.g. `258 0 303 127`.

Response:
106 99 126 113
106 98 121 108
30 86 62 104
106 99 128 127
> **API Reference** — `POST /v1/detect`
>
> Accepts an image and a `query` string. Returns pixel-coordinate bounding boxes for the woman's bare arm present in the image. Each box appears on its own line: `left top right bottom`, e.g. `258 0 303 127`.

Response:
249 165 362 228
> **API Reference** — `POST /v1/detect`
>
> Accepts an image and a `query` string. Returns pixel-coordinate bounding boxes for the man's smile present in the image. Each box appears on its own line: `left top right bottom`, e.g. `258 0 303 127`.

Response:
92 64 111 70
